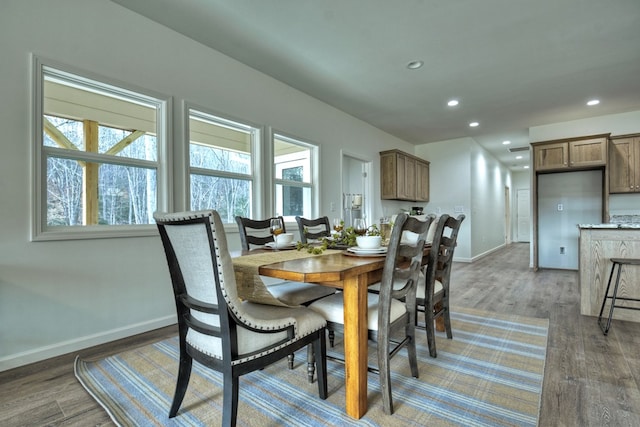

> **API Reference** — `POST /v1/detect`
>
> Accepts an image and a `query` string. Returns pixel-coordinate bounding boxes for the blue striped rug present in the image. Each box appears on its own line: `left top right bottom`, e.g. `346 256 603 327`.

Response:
75 307 548 426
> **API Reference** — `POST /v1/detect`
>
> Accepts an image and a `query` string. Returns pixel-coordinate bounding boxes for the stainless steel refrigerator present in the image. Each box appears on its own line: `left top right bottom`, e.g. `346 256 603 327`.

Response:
537 170 602 270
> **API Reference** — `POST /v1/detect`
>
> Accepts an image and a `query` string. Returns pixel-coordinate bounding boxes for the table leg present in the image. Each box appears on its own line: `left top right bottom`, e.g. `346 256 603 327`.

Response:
342 274 369 419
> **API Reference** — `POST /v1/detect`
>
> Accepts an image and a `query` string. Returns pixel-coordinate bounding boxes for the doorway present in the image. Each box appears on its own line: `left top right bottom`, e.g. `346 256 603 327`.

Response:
341 152 371 228
516 189 530 242
504 186 511 244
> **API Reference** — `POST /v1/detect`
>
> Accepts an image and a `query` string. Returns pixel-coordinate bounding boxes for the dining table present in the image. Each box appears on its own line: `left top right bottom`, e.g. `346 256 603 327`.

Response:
231 245 430 419
263 250 384 419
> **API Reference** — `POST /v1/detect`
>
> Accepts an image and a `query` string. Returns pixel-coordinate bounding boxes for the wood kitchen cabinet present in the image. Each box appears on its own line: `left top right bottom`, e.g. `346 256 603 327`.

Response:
609 134 640 193
533 141 568 170
532 134 608 172
380 149 429 201
415 158 430 201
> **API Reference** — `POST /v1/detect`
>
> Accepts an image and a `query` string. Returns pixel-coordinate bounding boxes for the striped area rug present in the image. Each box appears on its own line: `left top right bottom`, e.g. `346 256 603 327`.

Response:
75 307 548 426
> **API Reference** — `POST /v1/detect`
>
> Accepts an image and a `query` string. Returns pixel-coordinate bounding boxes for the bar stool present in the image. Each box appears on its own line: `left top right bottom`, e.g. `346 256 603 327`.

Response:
597 257 640 335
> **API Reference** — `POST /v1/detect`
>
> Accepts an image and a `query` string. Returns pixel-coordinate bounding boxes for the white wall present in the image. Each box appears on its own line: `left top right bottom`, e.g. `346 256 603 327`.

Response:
416 137 514 262
415 138 471 260
530 110 640 142
470 143 513 258
0 0 415 371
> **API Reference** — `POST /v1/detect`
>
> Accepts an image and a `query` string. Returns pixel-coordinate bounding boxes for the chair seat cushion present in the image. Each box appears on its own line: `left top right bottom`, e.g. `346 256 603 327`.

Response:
369 271 425 293
309 292 407 331
416 277 443 302
369 273 442 302
268 281 336 306
187 301 326 363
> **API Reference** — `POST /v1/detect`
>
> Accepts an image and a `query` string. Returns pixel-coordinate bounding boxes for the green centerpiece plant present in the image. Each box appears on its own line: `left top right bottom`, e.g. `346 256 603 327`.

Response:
296 223 382 254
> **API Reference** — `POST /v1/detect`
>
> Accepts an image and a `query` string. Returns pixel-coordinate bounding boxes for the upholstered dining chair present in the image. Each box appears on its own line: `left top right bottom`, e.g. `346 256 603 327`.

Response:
235 215 285 250
235 215 335 307
235 215 337 377
295 216 331 244
416 214 465 358
309 213 430 415
155 210 328 427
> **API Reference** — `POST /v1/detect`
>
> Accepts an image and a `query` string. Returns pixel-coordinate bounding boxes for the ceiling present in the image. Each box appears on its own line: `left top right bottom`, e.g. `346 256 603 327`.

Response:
111 0 640 171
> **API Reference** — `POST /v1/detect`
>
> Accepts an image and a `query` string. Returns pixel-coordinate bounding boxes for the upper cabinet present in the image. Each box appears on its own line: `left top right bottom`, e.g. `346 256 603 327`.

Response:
380 149 429 202
532 134 608 172
609 134 640 193
533 141 568 170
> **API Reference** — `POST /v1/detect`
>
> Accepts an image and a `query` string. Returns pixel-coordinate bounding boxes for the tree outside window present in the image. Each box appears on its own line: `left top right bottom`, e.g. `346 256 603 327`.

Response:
188 109 257 223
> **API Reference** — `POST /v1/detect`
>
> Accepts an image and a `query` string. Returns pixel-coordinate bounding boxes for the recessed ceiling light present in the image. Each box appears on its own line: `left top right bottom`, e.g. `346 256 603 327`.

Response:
447 99 459 107
516 155 523 159
524 165 530 169
502 140 511 145
587 99 600 106
469 121 479 127
407 60 424 70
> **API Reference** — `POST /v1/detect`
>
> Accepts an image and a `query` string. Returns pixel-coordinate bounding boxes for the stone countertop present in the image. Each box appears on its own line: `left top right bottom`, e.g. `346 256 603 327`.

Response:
578 224 640 229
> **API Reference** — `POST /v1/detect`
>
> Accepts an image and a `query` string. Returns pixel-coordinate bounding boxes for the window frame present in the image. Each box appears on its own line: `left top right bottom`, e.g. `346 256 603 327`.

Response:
31 55 172 241
185 103 264 225
271 129 320 221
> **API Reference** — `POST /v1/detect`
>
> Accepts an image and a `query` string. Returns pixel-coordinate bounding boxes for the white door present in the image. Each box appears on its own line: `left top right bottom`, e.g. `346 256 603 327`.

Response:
517 189 530 242
504 186 511 244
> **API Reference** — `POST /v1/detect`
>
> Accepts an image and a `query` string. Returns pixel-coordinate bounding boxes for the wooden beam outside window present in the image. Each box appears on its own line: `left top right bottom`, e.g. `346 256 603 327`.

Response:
83 120 99 225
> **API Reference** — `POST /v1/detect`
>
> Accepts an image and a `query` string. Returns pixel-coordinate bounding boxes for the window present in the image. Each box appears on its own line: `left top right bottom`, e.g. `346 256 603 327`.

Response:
33 57 169 240
273 133 317 221
188 108 259 224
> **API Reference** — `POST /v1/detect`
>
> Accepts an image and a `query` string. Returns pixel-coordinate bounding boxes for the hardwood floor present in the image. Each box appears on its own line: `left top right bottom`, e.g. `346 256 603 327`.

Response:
1 243 639 426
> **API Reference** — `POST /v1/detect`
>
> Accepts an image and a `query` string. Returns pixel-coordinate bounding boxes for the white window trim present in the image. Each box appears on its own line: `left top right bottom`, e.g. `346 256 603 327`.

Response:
30 55 172 241
184 102 264 227
271 128 320 220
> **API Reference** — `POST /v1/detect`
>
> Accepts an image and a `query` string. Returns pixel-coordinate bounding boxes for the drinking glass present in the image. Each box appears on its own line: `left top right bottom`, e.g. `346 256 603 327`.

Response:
353 218 367 236
333 218 344 233
270 218 284 248
379 217 391 245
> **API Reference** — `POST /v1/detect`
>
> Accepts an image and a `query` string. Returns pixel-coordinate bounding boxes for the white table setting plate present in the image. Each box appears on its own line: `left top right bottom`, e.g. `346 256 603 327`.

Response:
265 242 297 250
346 246 388 255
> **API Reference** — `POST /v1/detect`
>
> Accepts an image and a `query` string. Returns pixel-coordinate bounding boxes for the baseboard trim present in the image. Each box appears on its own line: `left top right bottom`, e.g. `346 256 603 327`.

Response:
0 315 176 372
471 243 507 262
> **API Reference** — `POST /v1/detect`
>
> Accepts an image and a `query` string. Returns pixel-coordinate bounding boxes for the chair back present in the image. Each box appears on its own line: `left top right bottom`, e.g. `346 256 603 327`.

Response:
235 216 286 250
155 210 236 363
425 214 465 297
156 210 328 424
378 213 433 330
295 216 331 243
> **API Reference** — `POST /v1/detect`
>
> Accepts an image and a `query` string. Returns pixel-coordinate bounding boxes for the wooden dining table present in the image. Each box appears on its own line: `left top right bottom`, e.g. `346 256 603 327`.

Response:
256 250 385 419
232 244 432 419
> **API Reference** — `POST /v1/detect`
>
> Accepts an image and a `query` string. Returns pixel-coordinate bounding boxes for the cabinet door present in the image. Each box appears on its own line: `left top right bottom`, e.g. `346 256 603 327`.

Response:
609 137 635 193
415 160 430 202
380 152 398 199
534 142 568 170
399 155 416 200
570 137 607 167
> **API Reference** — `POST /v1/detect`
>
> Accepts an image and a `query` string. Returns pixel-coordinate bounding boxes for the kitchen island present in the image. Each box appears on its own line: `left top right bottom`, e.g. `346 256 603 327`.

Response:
579 224 640 322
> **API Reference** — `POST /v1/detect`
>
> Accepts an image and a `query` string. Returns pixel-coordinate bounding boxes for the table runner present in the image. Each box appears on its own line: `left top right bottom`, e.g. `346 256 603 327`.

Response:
232 249 342 306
